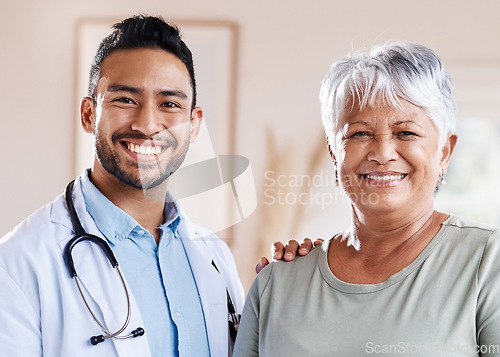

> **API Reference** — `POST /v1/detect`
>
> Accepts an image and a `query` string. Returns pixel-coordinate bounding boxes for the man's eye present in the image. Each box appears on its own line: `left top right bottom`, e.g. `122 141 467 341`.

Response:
163 102 180 108
114 97 135 104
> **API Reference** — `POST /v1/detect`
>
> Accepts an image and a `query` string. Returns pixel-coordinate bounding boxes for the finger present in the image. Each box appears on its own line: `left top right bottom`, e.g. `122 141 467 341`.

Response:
298 238 313 256
271 241 285 260
283 240 300 261
255 257 270 274
313 238 324 247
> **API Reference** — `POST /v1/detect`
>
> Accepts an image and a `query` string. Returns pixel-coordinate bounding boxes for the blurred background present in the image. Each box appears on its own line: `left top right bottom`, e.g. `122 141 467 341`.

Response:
1 0 500 291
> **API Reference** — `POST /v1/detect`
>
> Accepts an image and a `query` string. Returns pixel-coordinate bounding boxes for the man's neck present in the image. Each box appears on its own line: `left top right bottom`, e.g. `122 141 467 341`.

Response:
89 169 168 243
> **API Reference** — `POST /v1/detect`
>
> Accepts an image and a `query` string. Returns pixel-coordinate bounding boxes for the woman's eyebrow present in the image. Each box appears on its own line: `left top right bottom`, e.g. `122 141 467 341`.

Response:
347 120 372 127
393 120 424 128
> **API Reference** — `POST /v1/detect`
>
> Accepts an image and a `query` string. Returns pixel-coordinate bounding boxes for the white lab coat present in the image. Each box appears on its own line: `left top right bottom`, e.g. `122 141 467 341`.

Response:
0 174 244 357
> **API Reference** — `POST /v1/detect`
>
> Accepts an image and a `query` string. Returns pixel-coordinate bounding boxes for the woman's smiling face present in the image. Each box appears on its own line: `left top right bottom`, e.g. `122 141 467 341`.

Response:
333 99 456 217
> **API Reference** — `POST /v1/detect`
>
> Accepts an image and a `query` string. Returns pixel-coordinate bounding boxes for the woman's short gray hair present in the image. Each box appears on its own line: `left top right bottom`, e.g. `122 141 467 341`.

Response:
319 42 457 148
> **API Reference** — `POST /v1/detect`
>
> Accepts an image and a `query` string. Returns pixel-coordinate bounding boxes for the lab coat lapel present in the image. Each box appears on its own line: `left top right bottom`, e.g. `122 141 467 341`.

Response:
57 176 150 356
177 217 229 357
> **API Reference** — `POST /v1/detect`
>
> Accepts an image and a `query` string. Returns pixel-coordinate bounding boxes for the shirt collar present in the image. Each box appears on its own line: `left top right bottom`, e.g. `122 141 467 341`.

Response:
80 170 181 245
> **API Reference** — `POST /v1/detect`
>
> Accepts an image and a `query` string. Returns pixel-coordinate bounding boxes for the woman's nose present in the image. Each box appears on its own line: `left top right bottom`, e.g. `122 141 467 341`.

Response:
366 134 398 164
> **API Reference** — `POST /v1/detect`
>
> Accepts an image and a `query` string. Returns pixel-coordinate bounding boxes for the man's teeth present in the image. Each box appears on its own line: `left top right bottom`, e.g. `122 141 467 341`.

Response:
364 174 405 181
127 143 161 155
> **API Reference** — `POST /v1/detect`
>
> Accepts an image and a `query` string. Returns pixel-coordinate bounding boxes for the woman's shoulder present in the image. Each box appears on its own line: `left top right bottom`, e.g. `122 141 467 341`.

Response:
438 215 500 261
253 243 326 293
272 242 325 271
441 215 500 241
444 215 498 230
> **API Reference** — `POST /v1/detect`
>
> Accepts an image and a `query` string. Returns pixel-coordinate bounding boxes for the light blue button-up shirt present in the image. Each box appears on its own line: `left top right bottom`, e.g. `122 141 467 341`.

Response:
81 174 210 356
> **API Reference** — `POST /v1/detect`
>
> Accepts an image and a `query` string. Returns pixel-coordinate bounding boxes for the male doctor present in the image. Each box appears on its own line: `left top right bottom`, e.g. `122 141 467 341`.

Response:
0 15 245 357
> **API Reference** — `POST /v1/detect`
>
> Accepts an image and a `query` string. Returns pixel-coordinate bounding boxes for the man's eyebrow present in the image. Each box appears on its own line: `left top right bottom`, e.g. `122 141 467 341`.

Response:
157 89 188 99
106 85 189 100
107 84 142 94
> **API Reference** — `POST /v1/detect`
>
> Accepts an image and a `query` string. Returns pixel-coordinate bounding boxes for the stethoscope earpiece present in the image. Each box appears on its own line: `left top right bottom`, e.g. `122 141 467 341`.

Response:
90 335 105 346
90 327 144 345
131 327 145 337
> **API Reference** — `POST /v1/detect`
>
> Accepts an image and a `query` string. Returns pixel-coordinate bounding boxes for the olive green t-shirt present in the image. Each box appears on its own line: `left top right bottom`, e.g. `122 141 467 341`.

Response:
234 216 500 356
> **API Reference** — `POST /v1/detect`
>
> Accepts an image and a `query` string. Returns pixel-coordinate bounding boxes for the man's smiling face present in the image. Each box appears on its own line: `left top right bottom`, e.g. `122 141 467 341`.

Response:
84 47 202 190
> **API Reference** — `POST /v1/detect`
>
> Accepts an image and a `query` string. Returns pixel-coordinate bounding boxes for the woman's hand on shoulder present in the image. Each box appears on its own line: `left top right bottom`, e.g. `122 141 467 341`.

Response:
255 238 324 273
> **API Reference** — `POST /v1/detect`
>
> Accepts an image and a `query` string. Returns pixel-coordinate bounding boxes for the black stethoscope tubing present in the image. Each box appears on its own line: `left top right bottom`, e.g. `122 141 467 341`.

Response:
63 180 144 346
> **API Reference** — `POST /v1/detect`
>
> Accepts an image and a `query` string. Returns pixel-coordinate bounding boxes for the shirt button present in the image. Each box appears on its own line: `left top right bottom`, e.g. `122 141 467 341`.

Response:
136 230 145 235
175 311 182 318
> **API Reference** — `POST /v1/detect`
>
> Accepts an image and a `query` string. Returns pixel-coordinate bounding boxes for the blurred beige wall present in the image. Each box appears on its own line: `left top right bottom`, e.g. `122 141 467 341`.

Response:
1 0 500 291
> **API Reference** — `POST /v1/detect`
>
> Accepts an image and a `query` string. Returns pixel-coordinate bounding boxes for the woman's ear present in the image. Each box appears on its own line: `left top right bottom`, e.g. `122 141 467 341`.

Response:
440 134 458 172
327 141 340 186
80 97 96 134
327 141 336 162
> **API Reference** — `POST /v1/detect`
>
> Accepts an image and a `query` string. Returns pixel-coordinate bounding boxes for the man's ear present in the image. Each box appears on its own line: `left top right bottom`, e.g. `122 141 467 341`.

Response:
189 106 203 143
80 97 96 134
440 134 458 172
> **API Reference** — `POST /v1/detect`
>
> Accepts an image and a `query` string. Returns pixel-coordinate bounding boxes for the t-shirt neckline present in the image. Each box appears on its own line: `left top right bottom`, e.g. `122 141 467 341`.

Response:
318 215 456 294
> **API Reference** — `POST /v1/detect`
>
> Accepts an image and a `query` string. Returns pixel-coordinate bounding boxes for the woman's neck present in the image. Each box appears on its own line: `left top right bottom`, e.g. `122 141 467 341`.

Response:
329 209 449 284
351 206 438 253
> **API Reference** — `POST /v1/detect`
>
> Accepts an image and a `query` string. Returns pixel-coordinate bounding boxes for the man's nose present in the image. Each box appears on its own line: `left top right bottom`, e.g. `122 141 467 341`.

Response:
131 104 165 136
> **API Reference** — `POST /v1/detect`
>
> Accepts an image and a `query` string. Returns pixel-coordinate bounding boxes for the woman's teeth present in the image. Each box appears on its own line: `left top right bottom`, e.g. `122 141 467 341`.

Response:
364 174 406 181
127 143 161 155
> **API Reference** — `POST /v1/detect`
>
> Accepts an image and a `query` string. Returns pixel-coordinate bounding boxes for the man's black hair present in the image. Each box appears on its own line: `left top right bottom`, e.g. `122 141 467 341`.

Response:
88 15 197 109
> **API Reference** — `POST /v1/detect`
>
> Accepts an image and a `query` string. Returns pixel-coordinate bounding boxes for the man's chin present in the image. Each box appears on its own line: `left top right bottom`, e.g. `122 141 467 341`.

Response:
98 153 181 191
103 167 168 191
118 175 168 191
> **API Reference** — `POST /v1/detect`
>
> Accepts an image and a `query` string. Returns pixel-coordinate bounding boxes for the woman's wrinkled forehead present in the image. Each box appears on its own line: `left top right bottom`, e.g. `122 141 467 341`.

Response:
335 93 404 128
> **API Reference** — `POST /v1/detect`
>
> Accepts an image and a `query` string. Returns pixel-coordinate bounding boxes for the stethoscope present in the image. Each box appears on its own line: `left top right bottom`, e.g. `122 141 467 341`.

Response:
63 180 240 346
63 180 145 346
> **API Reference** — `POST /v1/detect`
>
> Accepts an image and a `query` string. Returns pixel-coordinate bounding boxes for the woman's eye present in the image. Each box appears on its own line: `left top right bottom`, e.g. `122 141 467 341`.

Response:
397 131 418 138
351 131 370 137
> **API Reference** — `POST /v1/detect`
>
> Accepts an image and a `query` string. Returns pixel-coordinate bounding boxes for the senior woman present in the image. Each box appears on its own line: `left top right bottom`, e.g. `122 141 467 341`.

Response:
233 42 500 356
